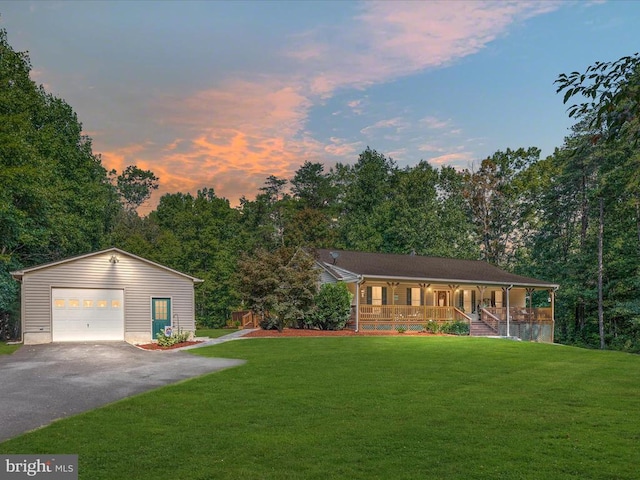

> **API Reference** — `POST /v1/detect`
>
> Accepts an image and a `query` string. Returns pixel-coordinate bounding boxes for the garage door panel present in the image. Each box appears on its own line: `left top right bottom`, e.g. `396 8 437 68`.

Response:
52 288 124 341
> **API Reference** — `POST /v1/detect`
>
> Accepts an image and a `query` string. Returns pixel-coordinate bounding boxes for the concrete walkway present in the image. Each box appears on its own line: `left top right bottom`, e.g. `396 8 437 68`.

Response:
181 328 257 349
0 332 254 443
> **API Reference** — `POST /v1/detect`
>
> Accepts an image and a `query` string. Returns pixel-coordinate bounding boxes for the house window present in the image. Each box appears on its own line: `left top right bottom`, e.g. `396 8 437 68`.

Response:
54 299 65 309
97 300 107 309
83 299 94 308
366 286 388 305
111 299 121 309
407 287 421 306
372 286 383 306
68 299 80 309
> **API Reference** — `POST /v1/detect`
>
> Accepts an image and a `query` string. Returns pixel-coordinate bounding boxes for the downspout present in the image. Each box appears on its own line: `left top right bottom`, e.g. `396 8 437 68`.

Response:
505 285 513 337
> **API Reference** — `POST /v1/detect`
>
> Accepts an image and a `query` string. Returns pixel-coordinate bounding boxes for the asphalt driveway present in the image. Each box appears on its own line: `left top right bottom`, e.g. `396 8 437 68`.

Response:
0 342 245 442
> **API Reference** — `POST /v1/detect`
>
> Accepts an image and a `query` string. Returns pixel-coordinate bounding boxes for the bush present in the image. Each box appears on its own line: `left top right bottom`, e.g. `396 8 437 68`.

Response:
307 282 352 330
425 320 440 334
440 321 470 336
156 329 191 347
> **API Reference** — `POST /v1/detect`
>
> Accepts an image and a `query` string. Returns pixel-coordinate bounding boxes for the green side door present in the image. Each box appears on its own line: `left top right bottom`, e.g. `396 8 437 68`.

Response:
152 298 171 339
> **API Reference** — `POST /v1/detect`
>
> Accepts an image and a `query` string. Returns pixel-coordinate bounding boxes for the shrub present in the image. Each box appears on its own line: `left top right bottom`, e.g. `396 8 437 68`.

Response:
425 320 440 334
440 321 470 336
396 326 407 334
308 282 352 330
156 329 191 347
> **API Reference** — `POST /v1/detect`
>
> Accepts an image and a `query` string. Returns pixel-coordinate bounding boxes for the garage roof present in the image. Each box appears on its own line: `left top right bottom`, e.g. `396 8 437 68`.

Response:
10 247 204 283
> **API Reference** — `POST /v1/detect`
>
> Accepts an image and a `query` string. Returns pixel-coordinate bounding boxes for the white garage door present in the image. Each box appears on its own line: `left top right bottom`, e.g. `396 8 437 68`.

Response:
52 288 124 341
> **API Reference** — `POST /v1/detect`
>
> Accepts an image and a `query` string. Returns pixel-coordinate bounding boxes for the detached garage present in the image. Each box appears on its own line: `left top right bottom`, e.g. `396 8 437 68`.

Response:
11 248 203 345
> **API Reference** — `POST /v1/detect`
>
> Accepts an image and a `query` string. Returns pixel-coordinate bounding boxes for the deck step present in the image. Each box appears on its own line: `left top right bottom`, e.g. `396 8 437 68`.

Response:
470 320 498 336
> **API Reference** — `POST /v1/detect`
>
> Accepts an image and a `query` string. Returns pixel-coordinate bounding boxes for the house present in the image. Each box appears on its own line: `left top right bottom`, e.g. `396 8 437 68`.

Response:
10 248 203 345
316 249 559 342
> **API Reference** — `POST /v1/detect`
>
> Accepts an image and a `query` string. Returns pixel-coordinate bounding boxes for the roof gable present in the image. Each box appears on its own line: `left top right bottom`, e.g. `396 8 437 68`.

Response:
316 249 558 288
11 247 203 283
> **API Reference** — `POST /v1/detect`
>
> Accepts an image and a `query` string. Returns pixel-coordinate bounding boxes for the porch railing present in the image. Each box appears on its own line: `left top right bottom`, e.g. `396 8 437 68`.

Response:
481 307 554 342
358 305 471 332
483 307 553 323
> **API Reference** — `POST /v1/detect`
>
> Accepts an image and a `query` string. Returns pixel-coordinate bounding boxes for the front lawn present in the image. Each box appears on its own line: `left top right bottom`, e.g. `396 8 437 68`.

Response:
1 338 639 479
0 342 20 355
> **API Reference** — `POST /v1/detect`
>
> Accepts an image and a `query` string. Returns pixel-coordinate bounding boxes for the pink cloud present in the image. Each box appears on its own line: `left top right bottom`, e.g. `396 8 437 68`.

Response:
96 79 333 212
360 117 409 137
291 1 561 96
429 152 473 167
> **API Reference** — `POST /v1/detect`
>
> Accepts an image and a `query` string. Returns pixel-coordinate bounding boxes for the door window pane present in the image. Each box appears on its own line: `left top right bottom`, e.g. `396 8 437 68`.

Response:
154 300 168 320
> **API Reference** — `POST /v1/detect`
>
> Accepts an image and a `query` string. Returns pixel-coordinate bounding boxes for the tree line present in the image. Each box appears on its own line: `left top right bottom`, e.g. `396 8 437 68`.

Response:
1 27 639 351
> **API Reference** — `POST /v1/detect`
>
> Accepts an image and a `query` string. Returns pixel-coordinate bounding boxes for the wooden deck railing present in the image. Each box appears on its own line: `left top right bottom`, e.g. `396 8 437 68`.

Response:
359 305 461 321
480 307 554 342
480 308 500 332
483 307 553 323
357 305 471 332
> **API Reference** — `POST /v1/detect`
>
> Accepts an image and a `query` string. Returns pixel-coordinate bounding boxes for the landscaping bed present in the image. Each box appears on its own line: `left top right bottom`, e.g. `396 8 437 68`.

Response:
137 341 204 350
243 328 442 337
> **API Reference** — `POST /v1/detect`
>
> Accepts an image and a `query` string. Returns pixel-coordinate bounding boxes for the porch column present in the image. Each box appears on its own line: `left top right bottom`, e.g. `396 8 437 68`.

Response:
448 284 459 319
387 282 399 320
526 287 535 312
355 280 361 332
476 285 486 312
419 283 430 321
503 285 513 337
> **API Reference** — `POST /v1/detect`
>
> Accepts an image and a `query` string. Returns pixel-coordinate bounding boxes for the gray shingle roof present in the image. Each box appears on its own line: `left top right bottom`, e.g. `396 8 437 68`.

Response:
316 249 558 288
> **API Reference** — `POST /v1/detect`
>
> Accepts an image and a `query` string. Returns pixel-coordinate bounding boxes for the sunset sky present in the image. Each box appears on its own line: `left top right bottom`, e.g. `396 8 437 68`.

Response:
1 1 639 212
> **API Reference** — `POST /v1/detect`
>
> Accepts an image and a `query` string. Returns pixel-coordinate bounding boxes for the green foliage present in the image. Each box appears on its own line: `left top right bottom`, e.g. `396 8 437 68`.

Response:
462 147 541 267
555 53 640 144
308 282 352 330
114 165 159 212
155 329 190 347
238 247 318 332
425 320 441 334
440 321 470 336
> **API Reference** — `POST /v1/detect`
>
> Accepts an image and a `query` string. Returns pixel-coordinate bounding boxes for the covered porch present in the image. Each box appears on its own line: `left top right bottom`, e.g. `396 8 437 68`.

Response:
348 281 556 342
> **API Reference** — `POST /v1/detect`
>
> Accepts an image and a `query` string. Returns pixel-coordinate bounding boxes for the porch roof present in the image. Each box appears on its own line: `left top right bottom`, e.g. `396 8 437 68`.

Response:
316 249 558 289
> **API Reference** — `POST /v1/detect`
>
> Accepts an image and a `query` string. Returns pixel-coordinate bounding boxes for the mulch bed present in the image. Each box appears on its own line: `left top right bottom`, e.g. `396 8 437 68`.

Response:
137 341 204 350
243 328 439 338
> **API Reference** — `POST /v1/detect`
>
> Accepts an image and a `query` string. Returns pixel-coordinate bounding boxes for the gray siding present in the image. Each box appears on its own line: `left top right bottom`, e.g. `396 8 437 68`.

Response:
21 251 196 339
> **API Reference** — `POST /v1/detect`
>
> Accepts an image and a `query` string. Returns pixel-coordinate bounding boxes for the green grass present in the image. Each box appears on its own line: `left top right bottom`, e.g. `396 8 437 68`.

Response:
195 328 239 339
1 337 640 479
0 342 21 355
